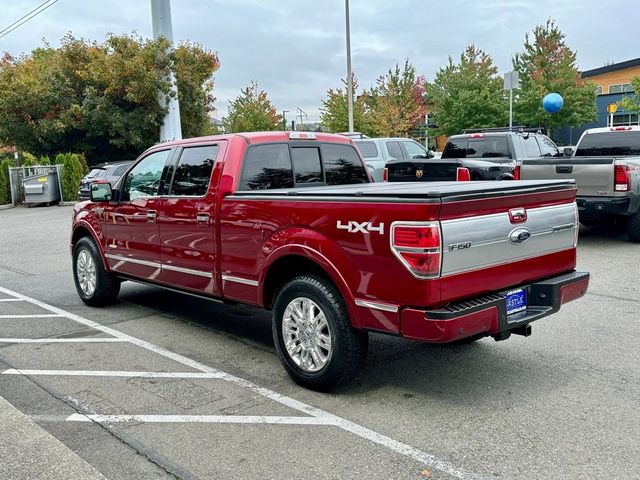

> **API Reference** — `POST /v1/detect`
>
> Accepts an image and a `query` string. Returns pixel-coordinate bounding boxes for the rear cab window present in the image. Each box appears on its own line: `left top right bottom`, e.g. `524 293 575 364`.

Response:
443 135 511 159
575 131 640 156
239 142 368 191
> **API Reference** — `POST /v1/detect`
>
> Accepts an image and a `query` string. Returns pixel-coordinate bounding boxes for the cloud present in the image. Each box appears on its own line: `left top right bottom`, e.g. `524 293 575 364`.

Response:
1 0 639 122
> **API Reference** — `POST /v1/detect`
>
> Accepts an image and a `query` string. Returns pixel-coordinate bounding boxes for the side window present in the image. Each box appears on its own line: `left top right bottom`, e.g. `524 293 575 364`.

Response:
122 150 170 201
355 141 378 158
402 140 428 159
537 136 560 157
522 136 542 158
442 138 468 158
481 137 510 158
385 141 404 160
169 145 219 196
239 144 293 190
322 144 368 185
291 147 323 185
112 165 129 177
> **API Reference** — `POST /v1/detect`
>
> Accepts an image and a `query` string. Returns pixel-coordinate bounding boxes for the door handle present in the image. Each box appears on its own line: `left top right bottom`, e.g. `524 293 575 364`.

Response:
196 213 210 224
556 165 573 174
146 210 157 223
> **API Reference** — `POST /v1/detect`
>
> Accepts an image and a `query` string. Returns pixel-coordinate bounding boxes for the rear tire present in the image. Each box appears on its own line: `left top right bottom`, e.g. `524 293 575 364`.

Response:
73 237 120 306
626 211 640 242
272 275 368 391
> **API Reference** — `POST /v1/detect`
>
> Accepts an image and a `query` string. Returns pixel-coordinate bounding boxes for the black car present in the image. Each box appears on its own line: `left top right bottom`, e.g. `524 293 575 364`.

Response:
386 127 561 182
78 161 133 200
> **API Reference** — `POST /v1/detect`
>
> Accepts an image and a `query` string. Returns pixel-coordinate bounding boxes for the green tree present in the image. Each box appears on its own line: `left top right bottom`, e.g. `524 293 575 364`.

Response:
426 45 508 136
320 74 371 134
366 60 425 137
513 20 597 129
0 34 219 164
0 157 15 205
223 81 282 133
618 76 640 112
56 153 87 201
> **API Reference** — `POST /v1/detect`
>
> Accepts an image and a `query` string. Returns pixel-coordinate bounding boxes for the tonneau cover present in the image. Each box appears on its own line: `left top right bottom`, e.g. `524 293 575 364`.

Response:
233 180 575 201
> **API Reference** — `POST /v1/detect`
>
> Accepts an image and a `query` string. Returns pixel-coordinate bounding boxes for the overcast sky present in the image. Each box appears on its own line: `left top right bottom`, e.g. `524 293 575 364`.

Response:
2 0 639 123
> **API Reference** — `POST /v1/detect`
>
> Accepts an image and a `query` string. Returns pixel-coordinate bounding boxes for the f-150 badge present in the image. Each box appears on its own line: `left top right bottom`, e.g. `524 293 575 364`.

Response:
337 220 384 234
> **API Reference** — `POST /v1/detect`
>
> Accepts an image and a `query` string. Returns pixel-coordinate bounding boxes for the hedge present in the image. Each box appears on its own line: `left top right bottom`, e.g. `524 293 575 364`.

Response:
55 153 88 202
0 157 15 205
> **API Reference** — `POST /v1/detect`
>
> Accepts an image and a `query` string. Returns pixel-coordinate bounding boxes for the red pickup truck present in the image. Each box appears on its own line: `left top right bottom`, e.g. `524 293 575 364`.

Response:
71 131 589 390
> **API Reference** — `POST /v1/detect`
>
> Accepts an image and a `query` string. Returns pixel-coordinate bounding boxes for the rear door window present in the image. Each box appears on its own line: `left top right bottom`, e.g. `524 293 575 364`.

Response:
169 145 219 196
239 144 294 190
355 141 378 158
291 147 323 185
522 136 542 158
322 144 368 184
385 141 404 160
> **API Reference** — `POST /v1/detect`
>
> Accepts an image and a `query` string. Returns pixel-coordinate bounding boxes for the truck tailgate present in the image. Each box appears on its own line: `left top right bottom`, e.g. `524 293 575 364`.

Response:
521 157 614 196
387 160 458 181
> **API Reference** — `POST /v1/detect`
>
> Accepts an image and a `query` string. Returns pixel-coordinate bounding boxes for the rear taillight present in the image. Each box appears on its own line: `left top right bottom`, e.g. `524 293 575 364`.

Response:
383 167 389 182
391 222 441 278
614 163 630 191
573 202 579 247
456 167 470 182
469 133 485 138
513 165 521 180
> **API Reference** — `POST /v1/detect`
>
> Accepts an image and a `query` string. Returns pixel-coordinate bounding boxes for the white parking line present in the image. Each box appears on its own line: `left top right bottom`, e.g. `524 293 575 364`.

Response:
66 414 334 425
0 314 64 318
0 298 23 302
3 369 225 378
0 338 127 343
0 286 484 480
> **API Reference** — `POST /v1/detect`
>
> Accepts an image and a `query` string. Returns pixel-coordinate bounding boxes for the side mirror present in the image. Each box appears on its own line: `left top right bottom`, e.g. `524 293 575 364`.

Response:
90 182 113 202
563 147 573 157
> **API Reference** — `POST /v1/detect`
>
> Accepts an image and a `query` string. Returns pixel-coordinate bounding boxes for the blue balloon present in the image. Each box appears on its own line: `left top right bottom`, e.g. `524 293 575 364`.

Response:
543 93 564 113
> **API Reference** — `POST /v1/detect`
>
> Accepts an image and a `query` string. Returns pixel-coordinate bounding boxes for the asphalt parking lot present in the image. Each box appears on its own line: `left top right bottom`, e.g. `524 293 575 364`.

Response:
0 205 638 480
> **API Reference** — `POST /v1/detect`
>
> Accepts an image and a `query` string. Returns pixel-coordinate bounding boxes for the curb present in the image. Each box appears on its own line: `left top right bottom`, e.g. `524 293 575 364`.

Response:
0 396 105 479
0 204 15 210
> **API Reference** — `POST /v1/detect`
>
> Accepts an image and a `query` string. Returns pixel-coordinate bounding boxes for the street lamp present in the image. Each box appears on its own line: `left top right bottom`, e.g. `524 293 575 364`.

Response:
345 0 354 134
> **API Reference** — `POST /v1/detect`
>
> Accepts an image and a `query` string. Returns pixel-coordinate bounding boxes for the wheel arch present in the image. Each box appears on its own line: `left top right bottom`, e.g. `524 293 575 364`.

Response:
259 247 360 328
71 220 110 272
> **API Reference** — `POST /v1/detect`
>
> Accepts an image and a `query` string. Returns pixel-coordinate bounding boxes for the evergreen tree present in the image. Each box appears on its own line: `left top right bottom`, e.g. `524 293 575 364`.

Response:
223 81 282 133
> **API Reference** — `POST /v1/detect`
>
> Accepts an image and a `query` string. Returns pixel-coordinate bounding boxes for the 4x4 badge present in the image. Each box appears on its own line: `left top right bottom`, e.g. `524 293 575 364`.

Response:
337 221 384 235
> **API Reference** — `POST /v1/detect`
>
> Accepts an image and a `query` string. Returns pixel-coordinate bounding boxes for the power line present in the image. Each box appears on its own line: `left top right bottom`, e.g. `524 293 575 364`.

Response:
0 0 60 40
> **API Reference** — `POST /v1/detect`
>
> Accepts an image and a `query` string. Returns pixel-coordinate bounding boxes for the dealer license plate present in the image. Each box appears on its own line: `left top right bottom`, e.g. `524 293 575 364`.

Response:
505 289 527 315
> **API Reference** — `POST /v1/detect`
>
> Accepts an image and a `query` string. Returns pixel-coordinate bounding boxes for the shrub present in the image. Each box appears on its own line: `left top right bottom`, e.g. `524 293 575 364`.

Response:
55 153 87 202
21 152 39 166
0 157 15 205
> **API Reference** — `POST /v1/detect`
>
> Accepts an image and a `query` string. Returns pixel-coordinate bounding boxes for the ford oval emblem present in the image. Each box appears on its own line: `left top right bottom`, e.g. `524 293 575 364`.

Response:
509 227 531 244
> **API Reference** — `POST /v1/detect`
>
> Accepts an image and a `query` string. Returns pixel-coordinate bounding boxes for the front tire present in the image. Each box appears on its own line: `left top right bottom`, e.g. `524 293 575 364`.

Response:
73 237 120 306
272 275 368 391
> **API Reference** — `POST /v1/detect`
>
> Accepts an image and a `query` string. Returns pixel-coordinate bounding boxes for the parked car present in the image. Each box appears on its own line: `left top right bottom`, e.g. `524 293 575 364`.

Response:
353 137 435 181
78 161 133 200
71 131 589 390
520 126 640 241
386 127 562 182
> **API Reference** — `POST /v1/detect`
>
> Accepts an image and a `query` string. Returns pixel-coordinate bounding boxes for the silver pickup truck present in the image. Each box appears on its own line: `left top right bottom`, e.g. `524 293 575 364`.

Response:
520 126 640 241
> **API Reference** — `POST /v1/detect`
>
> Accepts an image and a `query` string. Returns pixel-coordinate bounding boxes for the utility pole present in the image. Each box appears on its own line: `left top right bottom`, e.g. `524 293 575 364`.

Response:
345 0 354 133
151 0 182 141
282 110 289 130
503 70 519 129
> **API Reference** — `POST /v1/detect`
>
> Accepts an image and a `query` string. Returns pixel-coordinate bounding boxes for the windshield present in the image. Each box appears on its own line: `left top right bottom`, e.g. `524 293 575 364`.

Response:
575 131 640 156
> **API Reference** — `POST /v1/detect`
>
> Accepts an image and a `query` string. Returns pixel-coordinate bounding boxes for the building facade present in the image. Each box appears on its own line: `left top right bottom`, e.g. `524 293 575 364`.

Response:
556 58 639 145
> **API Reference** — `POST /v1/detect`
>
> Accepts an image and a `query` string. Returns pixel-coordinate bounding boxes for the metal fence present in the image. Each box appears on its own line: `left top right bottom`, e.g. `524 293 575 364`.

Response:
8 164 64 205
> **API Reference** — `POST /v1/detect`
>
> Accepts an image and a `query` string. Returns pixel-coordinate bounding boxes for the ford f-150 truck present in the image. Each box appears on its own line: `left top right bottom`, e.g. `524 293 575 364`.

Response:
386 128 561 182
520 126 640 241
71 131 590 390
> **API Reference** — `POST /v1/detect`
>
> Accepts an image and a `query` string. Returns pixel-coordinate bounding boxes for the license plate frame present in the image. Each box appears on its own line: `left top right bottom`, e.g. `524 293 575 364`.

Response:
505 288 527 316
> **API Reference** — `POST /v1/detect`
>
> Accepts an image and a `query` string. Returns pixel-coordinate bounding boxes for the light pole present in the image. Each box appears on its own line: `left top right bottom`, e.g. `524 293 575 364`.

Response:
282 110 289 130
151 0 182 141
345 0 354 133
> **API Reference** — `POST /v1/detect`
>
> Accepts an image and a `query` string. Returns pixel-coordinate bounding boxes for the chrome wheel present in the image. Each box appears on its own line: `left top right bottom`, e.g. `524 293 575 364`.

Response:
282 297 332 372
76 250 96 296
